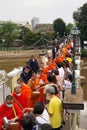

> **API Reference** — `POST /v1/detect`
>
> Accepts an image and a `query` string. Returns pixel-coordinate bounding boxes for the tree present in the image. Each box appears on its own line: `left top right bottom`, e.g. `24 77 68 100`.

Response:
22 28 35 46
66 23 73 35
0 21 21 46
73 3 87 46
53 18 66 38
21 28 54 48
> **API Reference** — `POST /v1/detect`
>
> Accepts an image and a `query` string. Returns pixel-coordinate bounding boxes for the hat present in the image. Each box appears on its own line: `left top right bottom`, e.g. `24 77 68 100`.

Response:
46 87 56 94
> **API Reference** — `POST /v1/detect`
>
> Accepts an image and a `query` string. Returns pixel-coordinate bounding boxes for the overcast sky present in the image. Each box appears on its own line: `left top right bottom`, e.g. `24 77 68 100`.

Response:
0 0 87 24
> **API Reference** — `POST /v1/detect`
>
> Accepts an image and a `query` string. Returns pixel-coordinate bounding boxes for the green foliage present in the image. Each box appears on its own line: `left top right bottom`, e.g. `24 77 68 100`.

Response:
0 21 21 46
23 29 35 46
73 3 87 46
73 10 81 24
45 32 54 41
81 48 87 57
53 18 66 37
22 28 54 47
66 23 73 35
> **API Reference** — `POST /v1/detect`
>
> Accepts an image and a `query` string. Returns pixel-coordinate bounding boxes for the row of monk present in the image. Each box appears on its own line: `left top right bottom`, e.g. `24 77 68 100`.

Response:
0 40 73 130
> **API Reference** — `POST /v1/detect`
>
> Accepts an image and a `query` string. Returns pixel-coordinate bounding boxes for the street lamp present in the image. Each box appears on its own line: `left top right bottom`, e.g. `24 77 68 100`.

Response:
70 26 79 94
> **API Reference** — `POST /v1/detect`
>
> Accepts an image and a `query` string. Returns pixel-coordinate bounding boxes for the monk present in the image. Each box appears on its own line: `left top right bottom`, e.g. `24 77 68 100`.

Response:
46 57 56 70
66 44 71 50
62 47 68 56
0 95 23 130
12 86 29 112
37 69 47 103
39 62 48 74
54 54 65 63
27 72 40 107
37 69 47 84
27 72 39 91
17 78 32 108
46 59 56 73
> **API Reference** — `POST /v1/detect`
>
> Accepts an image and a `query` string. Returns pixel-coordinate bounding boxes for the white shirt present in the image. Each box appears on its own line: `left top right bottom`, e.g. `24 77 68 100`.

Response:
36 109 50 124
58 67 64 78
64 80 72 89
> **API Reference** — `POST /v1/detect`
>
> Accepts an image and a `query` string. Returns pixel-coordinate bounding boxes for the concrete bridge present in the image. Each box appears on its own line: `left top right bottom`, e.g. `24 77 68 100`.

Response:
0 50 87 130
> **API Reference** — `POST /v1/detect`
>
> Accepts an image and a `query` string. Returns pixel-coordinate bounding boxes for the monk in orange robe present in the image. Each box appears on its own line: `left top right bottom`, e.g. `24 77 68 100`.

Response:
39 62 48 74
66 44 71 49
0 95 23 130
42 67 48 74
27 72 40 107
47 56 56 68
46 61 55 72
51 60 56 68
37 69 48 103
27 73 40 91
54 54 65 63
62 47 68 56
12 86 29 112
47 63 54 72
17 78 32 108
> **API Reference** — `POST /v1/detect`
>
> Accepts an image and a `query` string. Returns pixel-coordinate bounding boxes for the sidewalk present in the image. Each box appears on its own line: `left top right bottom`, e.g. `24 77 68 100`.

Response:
79 101 87 130
62 102 87 130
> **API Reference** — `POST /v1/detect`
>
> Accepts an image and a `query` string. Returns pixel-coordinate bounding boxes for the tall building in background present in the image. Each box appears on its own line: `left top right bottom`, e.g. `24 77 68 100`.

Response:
31 17 39 29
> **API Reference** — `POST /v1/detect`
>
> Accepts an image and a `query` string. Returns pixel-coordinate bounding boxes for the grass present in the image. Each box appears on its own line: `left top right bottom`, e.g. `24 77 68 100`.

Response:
0 49 42 73
0 58 28 73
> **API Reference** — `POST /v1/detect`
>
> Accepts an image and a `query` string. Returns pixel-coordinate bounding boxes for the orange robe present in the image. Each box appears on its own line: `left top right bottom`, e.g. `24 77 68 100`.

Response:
66 44 71 49
47 63 54 72
13 93 29 109
51 61 56 68
62 48 68 56
42 67 48 74
27 78 39 91
38 73 47 84
27 78 40 107
21 83 32 98
0 102 23 130
54 55 65 63
38 73 47 103
20 83 32 108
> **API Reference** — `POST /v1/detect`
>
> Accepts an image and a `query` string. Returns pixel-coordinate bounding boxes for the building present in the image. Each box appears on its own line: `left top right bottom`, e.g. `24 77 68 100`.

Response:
31 17 39 29
25 21 32 30
34 23 53 32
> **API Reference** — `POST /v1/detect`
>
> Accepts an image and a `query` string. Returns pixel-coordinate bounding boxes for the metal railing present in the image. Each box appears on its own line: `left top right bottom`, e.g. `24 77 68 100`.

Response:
0 78 12 105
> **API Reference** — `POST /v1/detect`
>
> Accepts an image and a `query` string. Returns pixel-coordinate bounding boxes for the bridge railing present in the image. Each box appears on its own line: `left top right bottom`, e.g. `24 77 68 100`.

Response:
0 78 12 105
0 67 22 105
7 67 22 91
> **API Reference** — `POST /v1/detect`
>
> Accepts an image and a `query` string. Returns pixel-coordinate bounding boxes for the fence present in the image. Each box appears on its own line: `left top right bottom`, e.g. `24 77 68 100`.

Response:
0 78 12 105
0 67 22 105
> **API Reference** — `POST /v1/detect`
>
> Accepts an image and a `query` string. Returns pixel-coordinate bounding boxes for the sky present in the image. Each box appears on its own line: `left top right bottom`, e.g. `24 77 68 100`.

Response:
0 0 87 25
